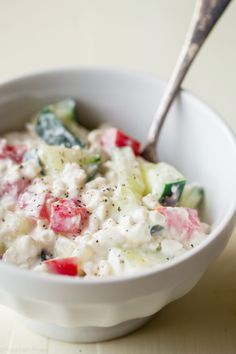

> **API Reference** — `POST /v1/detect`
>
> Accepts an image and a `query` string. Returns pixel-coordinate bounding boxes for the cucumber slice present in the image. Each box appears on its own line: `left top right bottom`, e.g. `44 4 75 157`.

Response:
121 248 165 266
150 224 164 236
41 99 88 141
44 99 77 124
109 247 166 273
140 160 186 206
35 113 83 148
179 183 204 209
112 147 145 205
35 99 76 125
33 99 84 147
39 145 101 176
160 180 186 206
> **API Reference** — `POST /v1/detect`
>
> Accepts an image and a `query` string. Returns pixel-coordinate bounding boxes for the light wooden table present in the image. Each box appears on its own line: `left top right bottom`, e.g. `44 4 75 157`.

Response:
0 0 235 353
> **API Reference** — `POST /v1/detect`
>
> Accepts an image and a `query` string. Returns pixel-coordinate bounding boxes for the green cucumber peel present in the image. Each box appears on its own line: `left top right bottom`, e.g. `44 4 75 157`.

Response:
35 113 84 148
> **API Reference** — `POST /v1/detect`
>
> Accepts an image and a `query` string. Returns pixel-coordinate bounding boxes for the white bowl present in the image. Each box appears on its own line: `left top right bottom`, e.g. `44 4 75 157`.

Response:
0 67 235 343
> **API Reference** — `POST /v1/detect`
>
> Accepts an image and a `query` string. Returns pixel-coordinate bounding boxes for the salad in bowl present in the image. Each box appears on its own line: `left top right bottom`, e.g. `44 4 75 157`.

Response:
0 99 209 277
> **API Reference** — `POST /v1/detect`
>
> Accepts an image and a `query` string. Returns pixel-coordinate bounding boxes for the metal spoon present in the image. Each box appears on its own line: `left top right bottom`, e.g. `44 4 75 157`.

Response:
141 0 232 163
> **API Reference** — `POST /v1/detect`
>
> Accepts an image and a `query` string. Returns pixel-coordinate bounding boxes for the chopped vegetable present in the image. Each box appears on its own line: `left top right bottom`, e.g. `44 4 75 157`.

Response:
0 178 30 198
141 160 186 206
50 198 89 235
42 99 77 124
38 145 101 177
112 147 145 204
33 99 85 148
109 247 166 272
158 206 201 237
0 140 27 163
150 224 164 236
179 183 204 209
102 128 141 155
45 99 87 141
40 250 53 261
35 112 83 148
18 189 51 220
44 257 79 276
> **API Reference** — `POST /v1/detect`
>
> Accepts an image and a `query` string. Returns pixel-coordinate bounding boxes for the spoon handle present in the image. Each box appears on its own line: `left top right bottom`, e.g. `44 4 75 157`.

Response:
142 0 231 162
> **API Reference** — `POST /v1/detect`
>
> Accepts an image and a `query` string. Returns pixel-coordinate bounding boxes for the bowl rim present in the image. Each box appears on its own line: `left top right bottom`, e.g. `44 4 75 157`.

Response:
0 65 235 285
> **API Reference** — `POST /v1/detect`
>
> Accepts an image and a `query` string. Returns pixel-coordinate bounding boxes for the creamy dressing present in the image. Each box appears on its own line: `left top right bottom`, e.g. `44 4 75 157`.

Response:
0 104 209 277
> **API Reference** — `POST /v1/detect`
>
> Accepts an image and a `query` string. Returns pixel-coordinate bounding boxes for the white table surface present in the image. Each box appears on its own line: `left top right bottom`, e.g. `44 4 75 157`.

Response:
0 0 235 353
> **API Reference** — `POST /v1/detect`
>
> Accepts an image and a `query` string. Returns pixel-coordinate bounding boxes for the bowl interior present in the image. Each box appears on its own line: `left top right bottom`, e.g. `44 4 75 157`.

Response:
0 68 235 229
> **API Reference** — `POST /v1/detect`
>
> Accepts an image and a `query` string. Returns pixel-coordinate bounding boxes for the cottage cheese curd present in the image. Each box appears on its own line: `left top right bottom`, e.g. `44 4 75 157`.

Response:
0 99 209 277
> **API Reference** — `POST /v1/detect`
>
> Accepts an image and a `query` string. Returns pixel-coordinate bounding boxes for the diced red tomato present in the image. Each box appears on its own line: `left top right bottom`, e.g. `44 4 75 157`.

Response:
18 190 51 220
0 139 27 163
101 128 141 155
44 257 78 276
0 178 30 198
50 198 89 235
157 206 201 237
39 195 52 220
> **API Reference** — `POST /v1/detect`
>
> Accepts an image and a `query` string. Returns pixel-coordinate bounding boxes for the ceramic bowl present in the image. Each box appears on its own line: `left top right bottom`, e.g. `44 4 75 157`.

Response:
0 68 235 343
